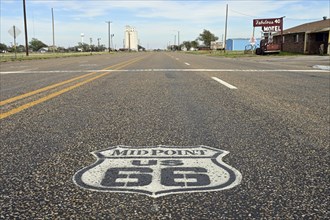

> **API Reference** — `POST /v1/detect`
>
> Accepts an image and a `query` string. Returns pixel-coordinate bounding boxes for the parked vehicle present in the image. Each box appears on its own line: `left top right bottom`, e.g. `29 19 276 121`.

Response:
256 39 280 55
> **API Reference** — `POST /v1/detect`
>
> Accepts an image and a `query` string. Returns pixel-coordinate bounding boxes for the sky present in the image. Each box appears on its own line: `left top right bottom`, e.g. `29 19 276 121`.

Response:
1 0 329 49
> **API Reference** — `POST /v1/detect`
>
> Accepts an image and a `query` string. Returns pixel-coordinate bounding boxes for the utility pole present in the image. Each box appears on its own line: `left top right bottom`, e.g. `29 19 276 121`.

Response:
81 33 84 44
106 21 112 52
128 32 131 52
97 38 101 47
224 4 228 52
23 0 29 56
51 8 55 53
173 30 180 50
111 34 114 50
90 38 92 54
280 16 285 51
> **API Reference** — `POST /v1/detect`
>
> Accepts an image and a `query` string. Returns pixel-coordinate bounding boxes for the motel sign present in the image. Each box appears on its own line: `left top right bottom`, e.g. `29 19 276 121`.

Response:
253 17 283 32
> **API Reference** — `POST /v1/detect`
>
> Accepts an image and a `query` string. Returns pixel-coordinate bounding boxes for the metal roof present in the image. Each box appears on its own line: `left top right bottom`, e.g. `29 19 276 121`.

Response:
275 18 330 35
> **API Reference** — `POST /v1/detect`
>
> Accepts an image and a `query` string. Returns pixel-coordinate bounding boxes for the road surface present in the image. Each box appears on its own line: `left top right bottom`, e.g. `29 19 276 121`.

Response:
1 52 329 219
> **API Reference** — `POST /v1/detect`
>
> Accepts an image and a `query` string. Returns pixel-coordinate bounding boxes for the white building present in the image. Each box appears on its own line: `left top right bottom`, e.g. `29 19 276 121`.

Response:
124 25 138 51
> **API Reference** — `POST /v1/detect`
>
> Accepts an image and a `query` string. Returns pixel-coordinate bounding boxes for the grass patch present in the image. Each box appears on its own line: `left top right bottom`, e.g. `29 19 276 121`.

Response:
210 50 254 58
185 50 309 58
273 51 303 56
186 50 256 58
0 52 113 62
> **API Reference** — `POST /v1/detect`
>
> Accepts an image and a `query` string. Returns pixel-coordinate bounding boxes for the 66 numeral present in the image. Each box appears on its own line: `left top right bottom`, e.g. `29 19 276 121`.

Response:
101 160 210 187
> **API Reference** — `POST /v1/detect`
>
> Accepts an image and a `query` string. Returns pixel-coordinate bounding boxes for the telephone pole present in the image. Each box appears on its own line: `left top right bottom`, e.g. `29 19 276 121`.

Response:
23 0 29 56
224 4 228 52
52 8 55 53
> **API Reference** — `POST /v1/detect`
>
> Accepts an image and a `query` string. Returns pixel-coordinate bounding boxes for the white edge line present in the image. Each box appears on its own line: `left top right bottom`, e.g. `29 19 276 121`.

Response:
1 69 328 75
211 77 238 90
0 71 27 74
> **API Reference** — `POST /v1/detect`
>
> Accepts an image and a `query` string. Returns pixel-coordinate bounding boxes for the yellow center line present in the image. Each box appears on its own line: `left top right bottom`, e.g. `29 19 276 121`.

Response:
0 55 149 120
0 56 143 106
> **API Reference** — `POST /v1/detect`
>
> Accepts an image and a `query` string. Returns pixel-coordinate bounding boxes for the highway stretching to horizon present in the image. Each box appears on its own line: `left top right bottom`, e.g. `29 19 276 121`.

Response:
0 52 329 218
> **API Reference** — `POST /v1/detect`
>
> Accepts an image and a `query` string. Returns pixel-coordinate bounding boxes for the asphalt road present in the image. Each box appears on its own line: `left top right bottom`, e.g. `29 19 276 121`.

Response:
0 52 329 219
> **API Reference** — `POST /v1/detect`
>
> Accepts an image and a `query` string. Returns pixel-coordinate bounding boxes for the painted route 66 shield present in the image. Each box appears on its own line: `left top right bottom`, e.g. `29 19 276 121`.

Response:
73 145 242 198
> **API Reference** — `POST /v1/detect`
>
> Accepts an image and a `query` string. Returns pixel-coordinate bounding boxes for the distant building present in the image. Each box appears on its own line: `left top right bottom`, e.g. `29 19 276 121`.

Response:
124 26 138 51
197 46 211 50
38 47 48 53
226 38 261 51
273 18 330 54
210 41 224 50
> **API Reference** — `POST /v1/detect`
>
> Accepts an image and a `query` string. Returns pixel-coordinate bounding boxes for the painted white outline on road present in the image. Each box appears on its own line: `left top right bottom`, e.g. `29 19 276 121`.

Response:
184 62 190 66
1 68 328 75
313 65 330 70
73 145 242 198
79 64 97 67
211 77 238 89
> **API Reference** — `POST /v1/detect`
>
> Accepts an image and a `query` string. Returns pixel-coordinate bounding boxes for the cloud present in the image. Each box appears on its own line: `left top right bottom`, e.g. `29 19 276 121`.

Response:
1 0 329 48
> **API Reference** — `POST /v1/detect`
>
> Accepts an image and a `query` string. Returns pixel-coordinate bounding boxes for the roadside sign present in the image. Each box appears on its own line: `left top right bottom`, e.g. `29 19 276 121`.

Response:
253 18 283 33
8 26 21 38
8 26 21 59
249 36 256 45
73 145 242 198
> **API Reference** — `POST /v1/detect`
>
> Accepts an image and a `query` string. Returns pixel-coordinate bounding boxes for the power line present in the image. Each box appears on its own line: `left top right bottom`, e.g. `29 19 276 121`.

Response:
230 9 324 21
230 9 255 18
285 17 324 21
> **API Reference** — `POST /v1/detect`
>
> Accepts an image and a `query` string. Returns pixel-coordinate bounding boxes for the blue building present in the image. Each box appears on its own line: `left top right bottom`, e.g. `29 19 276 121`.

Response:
226 38 260 51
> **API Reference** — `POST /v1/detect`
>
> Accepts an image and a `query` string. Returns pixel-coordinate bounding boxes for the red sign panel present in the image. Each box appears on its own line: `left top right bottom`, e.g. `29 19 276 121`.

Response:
253 18 282 27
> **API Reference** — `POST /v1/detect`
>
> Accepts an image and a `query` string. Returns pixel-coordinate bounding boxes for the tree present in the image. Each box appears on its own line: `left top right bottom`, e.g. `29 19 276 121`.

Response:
181 41 199 51
29 38 47 51
56 47 67 53
0 43 8 51
17 45 26 52
198 29 219 47
191 40 199 49
77 42 90 52
97 44 106 52
182 41 192 51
